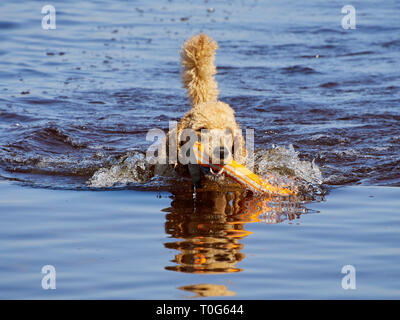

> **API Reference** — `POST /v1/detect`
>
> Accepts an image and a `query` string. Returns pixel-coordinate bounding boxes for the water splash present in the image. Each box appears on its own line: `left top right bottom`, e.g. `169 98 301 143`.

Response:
87 144 324 197
253 144 323 196
254 144 323 184
87 150 154 187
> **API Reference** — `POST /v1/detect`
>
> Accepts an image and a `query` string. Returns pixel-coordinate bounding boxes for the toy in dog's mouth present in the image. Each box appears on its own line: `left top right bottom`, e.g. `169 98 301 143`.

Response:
191 142 295 196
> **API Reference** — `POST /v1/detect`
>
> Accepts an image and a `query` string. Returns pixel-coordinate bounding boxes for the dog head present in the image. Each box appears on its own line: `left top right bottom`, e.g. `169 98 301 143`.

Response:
177 101 247 168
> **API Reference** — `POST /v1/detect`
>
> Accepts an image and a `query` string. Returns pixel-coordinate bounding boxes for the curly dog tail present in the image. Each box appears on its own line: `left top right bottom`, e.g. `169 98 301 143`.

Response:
180 34 219 105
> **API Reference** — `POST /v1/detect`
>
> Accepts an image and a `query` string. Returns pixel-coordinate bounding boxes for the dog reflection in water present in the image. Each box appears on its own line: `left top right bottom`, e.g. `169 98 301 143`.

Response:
179 283 235 298
163 188 307 274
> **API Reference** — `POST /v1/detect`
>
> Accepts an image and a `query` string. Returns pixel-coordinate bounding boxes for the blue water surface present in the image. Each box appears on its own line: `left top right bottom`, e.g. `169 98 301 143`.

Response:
0 0 399 299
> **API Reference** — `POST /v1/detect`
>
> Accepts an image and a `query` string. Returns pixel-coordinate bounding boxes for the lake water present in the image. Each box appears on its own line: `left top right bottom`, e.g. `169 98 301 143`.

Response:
1 181 400 299
0 0 399 299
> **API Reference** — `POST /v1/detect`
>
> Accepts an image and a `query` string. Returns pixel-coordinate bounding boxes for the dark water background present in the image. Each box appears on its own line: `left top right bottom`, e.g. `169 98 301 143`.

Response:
1 0 400 300
1 0 399 189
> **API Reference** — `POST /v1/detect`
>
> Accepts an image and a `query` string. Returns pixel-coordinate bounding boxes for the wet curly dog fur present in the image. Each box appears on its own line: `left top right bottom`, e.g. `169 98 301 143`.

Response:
156 34 247 182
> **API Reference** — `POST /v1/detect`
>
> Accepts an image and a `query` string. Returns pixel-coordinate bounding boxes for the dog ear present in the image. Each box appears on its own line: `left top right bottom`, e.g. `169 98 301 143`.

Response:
165 126 179 166
233 131 247 165
175 125 183 162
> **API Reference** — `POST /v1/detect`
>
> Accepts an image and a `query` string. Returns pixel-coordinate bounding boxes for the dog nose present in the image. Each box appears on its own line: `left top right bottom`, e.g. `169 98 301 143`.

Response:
213 146 230 162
